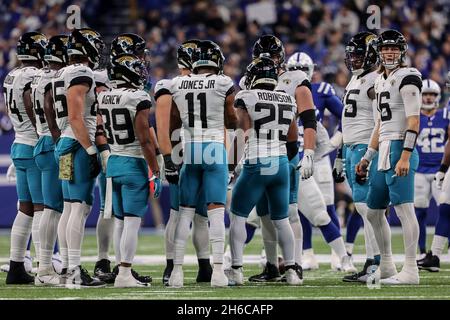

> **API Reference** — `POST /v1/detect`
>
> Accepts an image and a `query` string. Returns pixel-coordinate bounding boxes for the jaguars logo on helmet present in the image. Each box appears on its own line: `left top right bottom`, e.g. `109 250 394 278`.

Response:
16 31 48 64
109 53 148 90
252 35 285 67
111 33 146 58
345 31 378 75
67 28 104 69
177 39 200 70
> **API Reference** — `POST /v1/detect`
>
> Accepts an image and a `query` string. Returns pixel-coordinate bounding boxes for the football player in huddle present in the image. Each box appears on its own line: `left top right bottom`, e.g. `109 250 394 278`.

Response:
53 28 106 287
154 39 213 286
416 78 450 272
3 32 47 284
356 29 422 285
335 31 382 282
168 40 238 288
32 34 69 285
98 53 161 287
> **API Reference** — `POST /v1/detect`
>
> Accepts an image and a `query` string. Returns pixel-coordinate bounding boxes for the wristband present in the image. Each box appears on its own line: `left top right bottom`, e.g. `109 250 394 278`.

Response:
439 163 449 173
403 130 418 152
97 144 110 152
86 145 97 155
362 147 377 162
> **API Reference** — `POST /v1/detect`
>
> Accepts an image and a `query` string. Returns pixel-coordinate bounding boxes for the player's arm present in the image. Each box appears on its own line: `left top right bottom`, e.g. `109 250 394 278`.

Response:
135 105 159 176
155 92 173 155
224 91 238 130
23 86 36 128
286 119 299 161
394 81 421 177
43 86 60 142
95 109 110 173
67 83 93 149
435 124 450 188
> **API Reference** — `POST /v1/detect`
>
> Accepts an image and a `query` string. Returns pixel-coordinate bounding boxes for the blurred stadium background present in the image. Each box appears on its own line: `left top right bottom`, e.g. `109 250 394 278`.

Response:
0 0 449 229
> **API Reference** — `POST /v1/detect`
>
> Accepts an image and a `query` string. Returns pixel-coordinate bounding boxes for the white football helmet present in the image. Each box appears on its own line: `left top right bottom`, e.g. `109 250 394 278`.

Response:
286 52 314 81
422 79 441 110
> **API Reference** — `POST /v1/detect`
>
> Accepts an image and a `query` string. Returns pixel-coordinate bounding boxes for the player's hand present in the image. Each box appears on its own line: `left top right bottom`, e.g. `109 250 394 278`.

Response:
163 154 179 184
156 153 165 181
394 156 410 177
86 146 101 178
332 158 345 183
6 163 16 182
99 149 110 174
149 174 162 199
434 171 446 190
297 149 314 179
355 159 369 185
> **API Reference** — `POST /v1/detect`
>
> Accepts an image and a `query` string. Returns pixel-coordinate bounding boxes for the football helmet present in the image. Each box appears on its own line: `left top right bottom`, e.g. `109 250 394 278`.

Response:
421 79 441 110
345 31 378 75
252 35 285 67
110 33 146 58
108 53 148 90
286 52 315 81
177 39 201 70
191 40 224 73
374 29 408 70
44 35 69 65
16 31 48 64
244 56 278 90
67 28 104 69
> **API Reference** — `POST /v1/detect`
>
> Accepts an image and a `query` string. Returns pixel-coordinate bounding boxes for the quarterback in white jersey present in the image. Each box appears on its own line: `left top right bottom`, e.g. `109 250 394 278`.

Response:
229 57 302 285
31 35 69 286
3 32 47 285
357 30 422 285
154 39 212 286
99 53 161 288
53 28 106 288
169 40 237 288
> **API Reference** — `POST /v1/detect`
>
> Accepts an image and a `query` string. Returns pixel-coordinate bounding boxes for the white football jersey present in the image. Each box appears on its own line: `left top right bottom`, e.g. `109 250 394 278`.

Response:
93 69 113 89
3 66 39 146
171 73 234 144
52 64 97 141
154 78 172 100
31 67 57 137
98 88 151 158
342 70 378 145
235 89 296 160
374 67 422 141
276 69 309 98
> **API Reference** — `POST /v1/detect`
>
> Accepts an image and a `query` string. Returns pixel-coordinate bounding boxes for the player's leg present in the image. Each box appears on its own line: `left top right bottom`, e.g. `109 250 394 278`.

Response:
192 191 212 283
381 142 420 284
114 170 150 288
162 183 180 285
299 212 317 270
6 155 35 285
288 154 303 267
65 144 103 288
35 148 62 286
170 161 202 287
345 213 362 255
413 173 432 255
94 171 114 281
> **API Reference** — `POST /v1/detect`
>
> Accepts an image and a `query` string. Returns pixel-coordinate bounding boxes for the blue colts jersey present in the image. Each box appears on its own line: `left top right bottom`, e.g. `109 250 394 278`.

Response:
311 82 343 122
416 108 450 174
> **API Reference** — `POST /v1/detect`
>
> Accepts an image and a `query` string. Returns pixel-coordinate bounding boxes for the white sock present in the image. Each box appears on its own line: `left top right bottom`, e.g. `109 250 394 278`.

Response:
260 214 278 266
355 202 380 258
367 208 393 262
345 242 354 255
173 207 195 265
57 201 71 269
120 216 141 264
10 211 33 262
207 207 225 264
113 217 124 266
39 209 60 271
229 214 247 267
31 210 43 263
118 265 132 277
272 218 295 267
67 202 91 269
165 209 180 260
96 212 114 261
431 235 447 258
192 214 210 260
394 203 419 269
288 203 303 265
328 237 348 259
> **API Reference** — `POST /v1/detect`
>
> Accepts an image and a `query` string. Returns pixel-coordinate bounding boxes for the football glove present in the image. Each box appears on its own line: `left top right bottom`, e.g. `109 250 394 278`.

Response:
86 146 101 178
149 175 162 199
6 163 16 182
332 158 345 183
163 154 179 184
156 153 165 181
434 164 448 190
297 149 314 179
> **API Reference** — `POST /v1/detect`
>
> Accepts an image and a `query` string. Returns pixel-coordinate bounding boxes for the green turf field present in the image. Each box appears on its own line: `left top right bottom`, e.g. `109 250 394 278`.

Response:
0 230 449 300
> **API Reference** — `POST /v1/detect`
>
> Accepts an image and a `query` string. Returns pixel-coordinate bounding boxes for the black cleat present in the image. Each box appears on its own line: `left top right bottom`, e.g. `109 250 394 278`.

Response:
66 266 106 288
196 259 213 283
94 259 116 284
162 259 174 286
248 262 281 282
343 259 375 283
6 261 34 285
113 265 152 284
417 251 440 272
